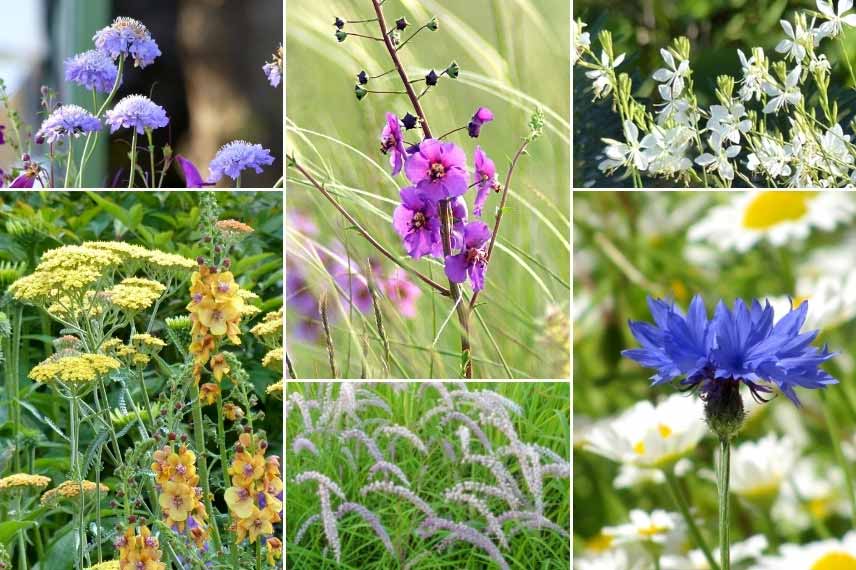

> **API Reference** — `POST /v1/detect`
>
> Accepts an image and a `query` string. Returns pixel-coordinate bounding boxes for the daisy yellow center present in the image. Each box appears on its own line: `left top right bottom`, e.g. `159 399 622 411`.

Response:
811 551 856 570
741 191 814 230
633 440 646 455
809 497 833 520
658 424 673 439
585 533 614 553
637 524 668 538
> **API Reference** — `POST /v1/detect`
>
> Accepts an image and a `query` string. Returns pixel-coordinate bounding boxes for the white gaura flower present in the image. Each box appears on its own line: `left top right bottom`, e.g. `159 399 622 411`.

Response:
695 133 741 181
599 120 649 172
707 102 752 144
652 48 690 97
737 48 768 101
757 532 856 570
818 123 854 178
661 535 768 570
763 65 803 113
746 137 794 179
773 459 849 531
572 19 591 64
585 394 706 470
688 191 855 252
729 434 799 504
603 510 685 552
586 49 625 99
656 85 692 125
641 126 694 174
776 18 813 61
817 0 856 38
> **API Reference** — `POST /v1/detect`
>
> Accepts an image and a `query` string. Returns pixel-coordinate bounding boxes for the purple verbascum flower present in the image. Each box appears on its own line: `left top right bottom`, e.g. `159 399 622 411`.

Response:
208 140 275 183
622 295 838 405
380 113 407 176
383 268 421 318
468 107 494 138
449 196 468 251
393 186 441 259
36 105 101 144
472 146 498 217
405 138 468 201
0 125 5 145
94 17 161 68
445 221 491 291
175 155 214 188
105 94 169 134
65 50 120 93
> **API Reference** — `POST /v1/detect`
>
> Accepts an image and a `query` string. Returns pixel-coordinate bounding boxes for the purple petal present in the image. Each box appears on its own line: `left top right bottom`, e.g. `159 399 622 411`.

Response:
463 221 491 248
444 253 469 284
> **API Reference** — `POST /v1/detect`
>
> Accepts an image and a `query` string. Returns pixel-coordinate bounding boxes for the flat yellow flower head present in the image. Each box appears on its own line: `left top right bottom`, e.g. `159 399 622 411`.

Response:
107 277 166 312
41 480 109 505
29 354 121 386
0 473 50 491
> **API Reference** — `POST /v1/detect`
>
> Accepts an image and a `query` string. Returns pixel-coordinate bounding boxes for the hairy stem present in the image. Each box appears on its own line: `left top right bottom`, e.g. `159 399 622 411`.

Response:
718 438 731 570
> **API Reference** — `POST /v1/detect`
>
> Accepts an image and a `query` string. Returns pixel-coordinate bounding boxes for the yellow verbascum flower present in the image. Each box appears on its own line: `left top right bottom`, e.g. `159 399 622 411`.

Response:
150 444 209 548
107 277 166 312
0 473 50 491
225 432 282 544
29 354 121 386
116 526 165 570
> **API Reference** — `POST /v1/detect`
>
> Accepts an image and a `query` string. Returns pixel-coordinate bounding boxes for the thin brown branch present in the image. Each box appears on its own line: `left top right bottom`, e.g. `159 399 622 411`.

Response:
290 158 451 297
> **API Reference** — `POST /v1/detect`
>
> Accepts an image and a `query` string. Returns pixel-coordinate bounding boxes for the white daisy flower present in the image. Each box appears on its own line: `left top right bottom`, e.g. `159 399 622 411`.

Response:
757 531 856 569
817 0 856 38
661 535 768 570
688 191 855 252
584 394 706 470
576 546 653 570
599 120 649 172
653 48 690 97
586 49 625 99
763 65 803 113
730 433 799 504
773 459 849 531
603 509 685 553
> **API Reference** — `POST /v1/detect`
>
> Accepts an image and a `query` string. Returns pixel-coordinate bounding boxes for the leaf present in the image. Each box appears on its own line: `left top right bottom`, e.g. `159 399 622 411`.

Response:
0 521 35 545
18 400 69 442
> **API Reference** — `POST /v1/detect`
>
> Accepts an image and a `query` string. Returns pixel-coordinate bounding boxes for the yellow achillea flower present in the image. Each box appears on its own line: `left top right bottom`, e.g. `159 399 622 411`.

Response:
10 267 103 302
265 380 283 397
261 348 282 371
29 354 121 386
107 277 166 311
85 241 196 272
215 219 254 235
225 432 283 544
116 526 165 570
41 480 109 505
0 473 50 491
250 309 282 344
131 334 166 349
85 561 119 570
150 444 209 548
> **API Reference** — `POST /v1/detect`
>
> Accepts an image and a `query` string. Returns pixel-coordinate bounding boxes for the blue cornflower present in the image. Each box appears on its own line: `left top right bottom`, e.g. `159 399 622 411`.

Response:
35 105 102 144
64 50 120 93
623 295 837 406
105 95 169 134
208 140 275 183
94 17 161 68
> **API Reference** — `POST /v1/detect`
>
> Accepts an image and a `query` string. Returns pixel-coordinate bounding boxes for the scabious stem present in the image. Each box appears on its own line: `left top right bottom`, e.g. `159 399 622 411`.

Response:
663 469 720 570
717 438 731 570
128 130 138 189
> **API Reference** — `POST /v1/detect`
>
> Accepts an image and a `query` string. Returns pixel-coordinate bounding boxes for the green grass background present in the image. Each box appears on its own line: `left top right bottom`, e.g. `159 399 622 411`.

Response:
286 382 571 569
286 0 571 379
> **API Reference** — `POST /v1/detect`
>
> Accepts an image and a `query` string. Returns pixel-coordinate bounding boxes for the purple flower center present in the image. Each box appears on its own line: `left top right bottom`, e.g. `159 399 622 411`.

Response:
243 464 254 476
217 282 230 293
176 464 186 475
429 162 446 180
466 248 485 265
381 136 395 153
172 495 185 508
192 293 203 303
212 310 223 320
145 537 157 548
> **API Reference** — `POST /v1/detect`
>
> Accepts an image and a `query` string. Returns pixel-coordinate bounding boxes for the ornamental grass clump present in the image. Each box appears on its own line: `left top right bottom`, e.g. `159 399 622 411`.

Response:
575 1 856 187
287 382 570 568
288 0 545 378
0 192 282 570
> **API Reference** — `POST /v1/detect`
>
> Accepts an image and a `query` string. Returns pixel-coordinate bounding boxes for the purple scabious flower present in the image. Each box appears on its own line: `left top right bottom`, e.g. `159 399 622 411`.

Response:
0 125 5 145
472 146 498 217
622 295 838 406
383 268 421 318
444 221 491 291
65 50 120 93
36 105 101 144
380 113 407 176
105 95 169 134
405 138 468 201
93 17 161 68
468 107 494 138
393 186 441 259
208 140 275 183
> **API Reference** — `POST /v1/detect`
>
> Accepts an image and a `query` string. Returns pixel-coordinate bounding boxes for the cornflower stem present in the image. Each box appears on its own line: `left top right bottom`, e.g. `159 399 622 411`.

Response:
370 0 472 377
345 32 384 41
128 130 138 189
290 159 450 295
717 437 732 570
663 469 720 570
822 391 856 526
468 136 531 311
64 141 74 188
191 383 222 550
77 55 125 187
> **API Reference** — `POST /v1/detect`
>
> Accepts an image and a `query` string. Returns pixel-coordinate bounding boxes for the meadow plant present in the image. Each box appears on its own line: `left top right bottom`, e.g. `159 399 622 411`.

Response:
0 193 282 569
288 0 545 378
0 17 278 189
574 1 856 187
286 382 570 568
